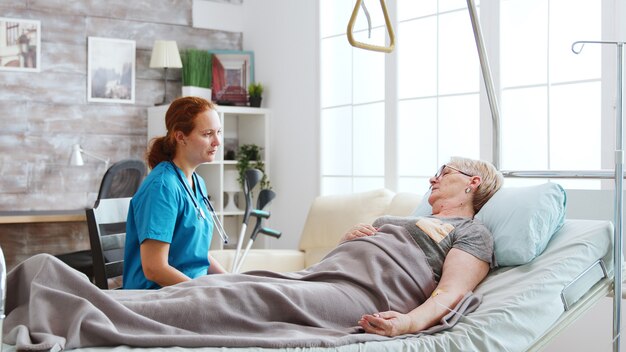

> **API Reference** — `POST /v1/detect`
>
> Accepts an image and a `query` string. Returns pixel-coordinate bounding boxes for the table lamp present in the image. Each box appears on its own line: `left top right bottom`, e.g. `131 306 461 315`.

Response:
69 144 110 170
149 40 182 105
223 169 241 212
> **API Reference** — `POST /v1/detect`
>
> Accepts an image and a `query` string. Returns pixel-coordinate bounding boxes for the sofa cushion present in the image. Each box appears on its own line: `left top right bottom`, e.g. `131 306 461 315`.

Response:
211 249 305 273
385 192 422 216
298 188 395 266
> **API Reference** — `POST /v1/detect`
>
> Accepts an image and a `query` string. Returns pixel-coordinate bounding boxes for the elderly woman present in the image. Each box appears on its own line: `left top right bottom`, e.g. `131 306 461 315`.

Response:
3 157 502 350
346 157 503 336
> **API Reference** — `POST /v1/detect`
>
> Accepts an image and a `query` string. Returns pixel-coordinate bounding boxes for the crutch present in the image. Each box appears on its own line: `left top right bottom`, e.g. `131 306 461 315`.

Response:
231 169 263 272
233 189 280 273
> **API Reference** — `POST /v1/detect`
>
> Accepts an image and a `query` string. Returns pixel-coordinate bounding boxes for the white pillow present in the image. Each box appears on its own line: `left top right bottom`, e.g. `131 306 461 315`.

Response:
411 183 567 266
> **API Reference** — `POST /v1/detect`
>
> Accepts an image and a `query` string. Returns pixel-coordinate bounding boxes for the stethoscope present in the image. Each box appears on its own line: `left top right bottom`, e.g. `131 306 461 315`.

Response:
169 161 229 244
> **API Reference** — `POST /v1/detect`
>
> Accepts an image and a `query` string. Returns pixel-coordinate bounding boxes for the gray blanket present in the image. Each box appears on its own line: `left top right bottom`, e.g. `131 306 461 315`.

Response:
3 224 482 351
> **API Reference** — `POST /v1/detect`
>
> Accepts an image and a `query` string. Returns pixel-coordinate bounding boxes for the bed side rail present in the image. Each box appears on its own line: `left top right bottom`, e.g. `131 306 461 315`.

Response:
561 259 608 311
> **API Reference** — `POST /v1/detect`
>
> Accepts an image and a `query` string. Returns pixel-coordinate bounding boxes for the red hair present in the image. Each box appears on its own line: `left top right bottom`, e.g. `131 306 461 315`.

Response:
146 96 216 169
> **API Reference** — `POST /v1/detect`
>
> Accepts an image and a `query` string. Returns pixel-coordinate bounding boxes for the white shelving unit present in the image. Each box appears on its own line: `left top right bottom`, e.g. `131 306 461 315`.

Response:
147 104 271 251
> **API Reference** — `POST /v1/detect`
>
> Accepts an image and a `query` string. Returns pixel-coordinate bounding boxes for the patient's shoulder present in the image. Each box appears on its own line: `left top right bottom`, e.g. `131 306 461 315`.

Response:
372 215 422 228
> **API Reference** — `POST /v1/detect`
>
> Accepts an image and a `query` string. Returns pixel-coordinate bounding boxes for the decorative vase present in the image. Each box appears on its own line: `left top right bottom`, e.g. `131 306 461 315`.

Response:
223 170 241 212
249 96 262 108
223 191 240 212
182 86 212 101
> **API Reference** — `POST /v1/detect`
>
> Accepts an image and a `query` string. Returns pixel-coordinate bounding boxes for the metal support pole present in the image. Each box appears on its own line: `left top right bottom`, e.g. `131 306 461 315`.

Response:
572 40 625 352
466 0 502 170
613 42 624 352
162 67 169 105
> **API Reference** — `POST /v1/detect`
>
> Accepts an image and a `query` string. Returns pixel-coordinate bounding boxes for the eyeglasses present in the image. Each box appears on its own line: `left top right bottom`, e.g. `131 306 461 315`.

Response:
434 164 474 180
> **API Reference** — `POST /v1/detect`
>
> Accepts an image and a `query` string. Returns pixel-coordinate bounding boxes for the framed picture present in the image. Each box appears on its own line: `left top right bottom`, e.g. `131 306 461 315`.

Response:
210 50 254 106
87 37 135 104
0 18 41 72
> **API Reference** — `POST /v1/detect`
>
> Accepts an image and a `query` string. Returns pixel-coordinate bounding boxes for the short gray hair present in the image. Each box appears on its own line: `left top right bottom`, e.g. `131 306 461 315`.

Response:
448 157 503 213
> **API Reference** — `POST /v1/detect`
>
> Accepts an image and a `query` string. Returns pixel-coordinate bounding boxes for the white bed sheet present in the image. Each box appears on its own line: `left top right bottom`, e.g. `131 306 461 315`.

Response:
1 219 613 352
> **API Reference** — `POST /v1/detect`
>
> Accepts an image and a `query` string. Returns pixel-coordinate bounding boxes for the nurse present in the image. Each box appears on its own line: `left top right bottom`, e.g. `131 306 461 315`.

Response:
123 96 227 289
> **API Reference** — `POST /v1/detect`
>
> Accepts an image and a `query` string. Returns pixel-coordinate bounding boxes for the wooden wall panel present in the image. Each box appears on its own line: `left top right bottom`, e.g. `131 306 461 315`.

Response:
0 72 85 105
42 43 86 73
1 8 88 45
28 0 193 26
0 222 89 270
0 0 243 266
0 1 242 212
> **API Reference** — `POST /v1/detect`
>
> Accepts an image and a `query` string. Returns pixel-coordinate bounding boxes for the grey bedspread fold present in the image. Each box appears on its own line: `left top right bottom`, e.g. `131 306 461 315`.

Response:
3 224 482 351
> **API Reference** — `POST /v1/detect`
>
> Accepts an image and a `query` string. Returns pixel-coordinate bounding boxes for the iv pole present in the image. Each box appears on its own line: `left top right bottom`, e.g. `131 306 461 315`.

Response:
571 40 625 352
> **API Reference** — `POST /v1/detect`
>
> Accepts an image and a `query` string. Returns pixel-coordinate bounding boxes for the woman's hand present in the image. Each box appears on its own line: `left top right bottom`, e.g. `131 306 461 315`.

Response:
339 223 378 243
358 311 414 337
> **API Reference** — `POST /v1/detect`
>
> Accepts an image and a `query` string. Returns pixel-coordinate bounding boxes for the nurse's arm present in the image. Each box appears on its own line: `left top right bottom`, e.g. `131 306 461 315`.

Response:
207 253 227 274
140 239 191 286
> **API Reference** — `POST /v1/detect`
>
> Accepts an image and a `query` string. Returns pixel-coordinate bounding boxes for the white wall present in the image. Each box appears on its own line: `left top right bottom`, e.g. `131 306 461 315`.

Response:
241 0 320 250
193 0 320 250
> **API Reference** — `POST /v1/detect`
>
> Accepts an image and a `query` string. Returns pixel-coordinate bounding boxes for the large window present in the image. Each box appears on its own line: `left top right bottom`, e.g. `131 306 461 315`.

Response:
500 0 602 189
320 0 609 196
320 0 386 195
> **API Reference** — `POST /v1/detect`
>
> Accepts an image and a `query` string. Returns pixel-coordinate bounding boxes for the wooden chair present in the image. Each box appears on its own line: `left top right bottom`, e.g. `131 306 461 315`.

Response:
86 197 131 289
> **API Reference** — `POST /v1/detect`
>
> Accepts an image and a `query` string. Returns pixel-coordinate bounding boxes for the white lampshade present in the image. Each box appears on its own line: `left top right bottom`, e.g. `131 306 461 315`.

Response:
149 40 182 69
224 170 241 192
68 144 84 166
68 144 110 169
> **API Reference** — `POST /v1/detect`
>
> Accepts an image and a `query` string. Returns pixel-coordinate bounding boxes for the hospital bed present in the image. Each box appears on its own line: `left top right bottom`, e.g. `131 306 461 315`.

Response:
0 182 617 351
0 217 614 351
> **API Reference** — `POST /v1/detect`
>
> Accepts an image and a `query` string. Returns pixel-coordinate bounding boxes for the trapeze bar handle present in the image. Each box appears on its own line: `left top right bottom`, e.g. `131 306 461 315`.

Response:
347 0 395 53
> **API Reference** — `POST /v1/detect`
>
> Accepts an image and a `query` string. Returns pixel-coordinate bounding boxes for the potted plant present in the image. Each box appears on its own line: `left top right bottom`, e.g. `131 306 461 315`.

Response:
236 144 271 190
180 49 212 100
247 82 263 107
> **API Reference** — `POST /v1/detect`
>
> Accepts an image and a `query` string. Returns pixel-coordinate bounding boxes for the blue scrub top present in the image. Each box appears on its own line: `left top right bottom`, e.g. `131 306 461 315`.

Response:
123 161 214 289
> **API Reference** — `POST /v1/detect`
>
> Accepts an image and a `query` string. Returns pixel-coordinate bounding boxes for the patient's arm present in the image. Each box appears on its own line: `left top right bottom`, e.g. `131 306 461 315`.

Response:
358 248 489 336
140 239 191 287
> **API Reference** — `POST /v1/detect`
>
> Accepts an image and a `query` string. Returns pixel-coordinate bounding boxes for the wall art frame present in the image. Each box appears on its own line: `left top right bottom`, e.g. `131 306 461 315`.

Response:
0 17 41 72
209 49 254 106
87 37 136 104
